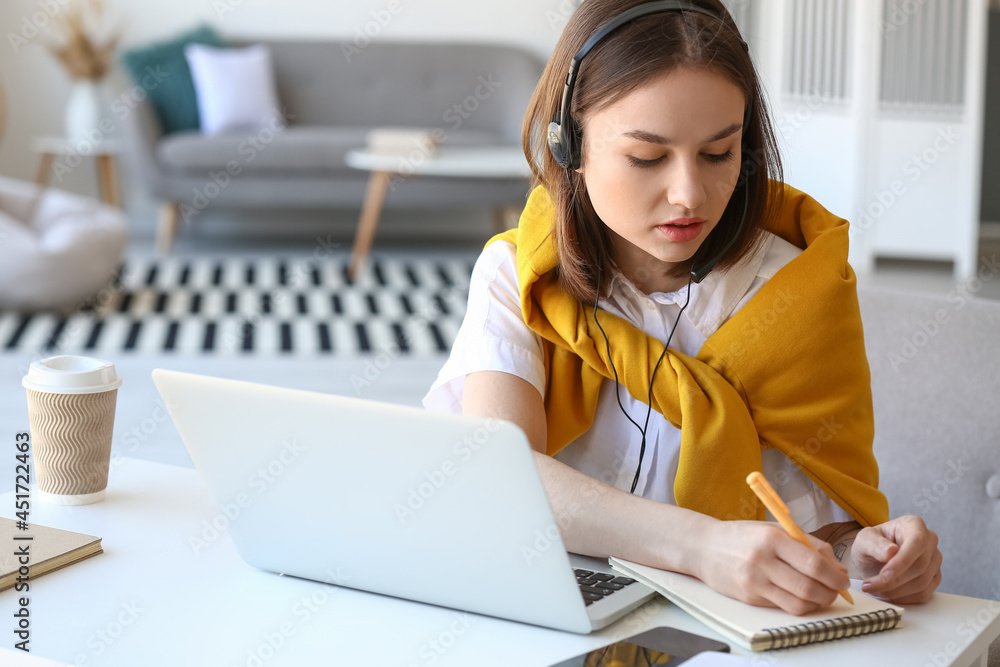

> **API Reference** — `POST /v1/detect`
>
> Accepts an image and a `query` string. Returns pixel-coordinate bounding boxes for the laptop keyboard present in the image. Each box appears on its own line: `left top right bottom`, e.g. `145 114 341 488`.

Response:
574 568 638 606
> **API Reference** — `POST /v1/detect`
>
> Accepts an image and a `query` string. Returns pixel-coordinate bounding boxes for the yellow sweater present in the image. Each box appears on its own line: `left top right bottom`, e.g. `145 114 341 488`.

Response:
487 183 889 526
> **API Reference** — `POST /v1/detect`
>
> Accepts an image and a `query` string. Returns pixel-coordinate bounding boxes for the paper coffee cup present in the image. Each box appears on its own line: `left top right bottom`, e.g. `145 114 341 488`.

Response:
22 355 122 505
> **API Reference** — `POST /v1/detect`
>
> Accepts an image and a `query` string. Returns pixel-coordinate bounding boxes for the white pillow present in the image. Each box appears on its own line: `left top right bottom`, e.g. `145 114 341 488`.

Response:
184 43 285 135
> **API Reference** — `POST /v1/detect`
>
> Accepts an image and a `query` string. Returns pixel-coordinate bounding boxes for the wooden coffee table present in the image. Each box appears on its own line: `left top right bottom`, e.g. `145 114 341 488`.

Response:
344 146 531 280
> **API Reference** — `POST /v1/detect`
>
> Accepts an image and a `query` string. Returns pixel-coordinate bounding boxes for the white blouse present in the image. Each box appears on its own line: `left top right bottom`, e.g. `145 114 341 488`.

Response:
422 233 854 532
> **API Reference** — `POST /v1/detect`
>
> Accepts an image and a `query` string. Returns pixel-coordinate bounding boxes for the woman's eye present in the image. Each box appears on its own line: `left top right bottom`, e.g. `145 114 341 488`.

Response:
626 151 736 168
704 150 735 164
626 156 663 168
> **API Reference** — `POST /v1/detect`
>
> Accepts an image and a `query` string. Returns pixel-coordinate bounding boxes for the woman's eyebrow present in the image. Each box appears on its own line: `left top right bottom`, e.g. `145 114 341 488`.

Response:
621 122 743 145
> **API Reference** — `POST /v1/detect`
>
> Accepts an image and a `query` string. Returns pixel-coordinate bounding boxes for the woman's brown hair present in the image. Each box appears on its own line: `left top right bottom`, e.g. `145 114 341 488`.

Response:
521 0 784 304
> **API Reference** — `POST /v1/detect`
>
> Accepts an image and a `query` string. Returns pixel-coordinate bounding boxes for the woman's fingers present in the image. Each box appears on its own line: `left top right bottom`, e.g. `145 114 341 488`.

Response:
773 532 850 595
746 526 848 614
865 547 943 603
699 521 851 615
853 516 942 603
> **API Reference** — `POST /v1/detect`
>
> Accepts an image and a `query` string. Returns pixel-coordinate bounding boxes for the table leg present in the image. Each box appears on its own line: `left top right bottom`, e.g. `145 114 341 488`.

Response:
34 152 54 187
96 154 121 207
348 170 393 281
156 202 180 255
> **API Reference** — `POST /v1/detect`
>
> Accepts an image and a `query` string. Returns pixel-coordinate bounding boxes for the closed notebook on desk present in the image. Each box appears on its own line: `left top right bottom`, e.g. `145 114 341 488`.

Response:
610 557 903 651
0 518 102 591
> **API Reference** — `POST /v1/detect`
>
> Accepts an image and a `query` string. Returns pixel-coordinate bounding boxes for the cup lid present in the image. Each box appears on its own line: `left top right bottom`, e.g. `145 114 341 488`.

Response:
22 355 123 394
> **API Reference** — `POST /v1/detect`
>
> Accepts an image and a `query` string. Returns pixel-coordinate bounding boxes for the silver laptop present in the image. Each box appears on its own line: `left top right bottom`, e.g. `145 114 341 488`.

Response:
151 368 656 634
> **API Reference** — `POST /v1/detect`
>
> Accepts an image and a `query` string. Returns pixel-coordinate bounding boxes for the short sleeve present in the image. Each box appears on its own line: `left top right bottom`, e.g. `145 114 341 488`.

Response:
422 241 546 414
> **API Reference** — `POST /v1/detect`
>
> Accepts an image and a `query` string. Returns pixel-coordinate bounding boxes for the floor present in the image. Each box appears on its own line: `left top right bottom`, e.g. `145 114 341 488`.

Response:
6 217 999 474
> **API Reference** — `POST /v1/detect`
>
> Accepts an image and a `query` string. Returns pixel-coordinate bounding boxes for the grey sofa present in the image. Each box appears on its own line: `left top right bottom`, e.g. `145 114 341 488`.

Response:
858 285 1000 665
123 40 544 252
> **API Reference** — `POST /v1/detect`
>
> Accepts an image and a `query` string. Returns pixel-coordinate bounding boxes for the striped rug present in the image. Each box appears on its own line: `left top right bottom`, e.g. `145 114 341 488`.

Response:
0 253 475 358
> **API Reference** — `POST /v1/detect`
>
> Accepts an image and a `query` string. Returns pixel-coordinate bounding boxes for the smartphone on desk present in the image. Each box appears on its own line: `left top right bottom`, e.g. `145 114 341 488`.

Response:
549 626 730 666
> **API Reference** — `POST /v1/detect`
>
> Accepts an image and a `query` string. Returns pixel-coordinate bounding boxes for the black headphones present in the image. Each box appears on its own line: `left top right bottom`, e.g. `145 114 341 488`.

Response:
547 0 753 284
557 1 755 495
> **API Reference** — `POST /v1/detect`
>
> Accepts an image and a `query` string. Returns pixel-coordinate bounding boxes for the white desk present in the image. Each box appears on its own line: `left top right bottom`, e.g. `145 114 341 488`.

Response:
1 458 998 667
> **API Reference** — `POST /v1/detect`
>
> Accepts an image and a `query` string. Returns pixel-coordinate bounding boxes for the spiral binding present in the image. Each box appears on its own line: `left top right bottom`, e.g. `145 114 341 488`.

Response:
756 608 902 651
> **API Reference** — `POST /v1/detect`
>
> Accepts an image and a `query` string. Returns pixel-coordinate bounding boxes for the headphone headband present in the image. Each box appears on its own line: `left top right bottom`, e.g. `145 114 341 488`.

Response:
548 1 748 171
547 1 753 284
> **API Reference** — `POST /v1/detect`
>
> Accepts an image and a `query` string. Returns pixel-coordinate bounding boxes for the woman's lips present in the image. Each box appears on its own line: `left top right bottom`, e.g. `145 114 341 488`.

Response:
657 220 705 242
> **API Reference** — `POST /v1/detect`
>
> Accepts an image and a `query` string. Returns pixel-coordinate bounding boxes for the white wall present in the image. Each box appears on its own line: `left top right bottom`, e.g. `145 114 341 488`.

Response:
0 0 575 240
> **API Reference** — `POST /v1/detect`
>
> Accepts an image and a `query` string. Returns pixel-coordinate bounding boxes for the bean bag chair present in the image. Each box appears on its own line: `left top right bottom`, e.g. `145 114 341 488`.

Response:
0 176 127 311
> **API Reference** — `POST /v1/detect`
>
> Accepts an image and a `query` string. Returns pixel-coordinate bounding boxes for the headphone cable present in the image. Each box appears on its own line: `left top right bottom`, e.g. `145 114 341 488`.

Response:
594 269 693 494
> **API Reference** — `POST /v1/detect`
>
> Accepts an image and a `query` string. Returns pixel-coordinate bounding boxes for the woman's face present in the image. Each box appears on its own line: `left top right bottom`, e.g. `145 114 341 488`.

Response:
578 66 746 291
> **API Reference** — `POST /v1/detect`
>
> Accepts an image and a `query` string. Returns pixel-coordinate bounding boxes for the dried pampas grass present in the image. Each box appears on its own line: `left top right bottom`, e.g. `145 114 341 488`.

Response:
46 0 123 80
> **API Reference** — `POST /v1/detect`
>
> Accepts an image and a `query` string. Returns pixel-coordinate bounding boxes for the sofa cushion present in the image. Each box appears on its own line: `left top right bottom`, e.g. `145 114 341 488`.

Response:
121 25 226 134
185 43 285 136
156 126 507 173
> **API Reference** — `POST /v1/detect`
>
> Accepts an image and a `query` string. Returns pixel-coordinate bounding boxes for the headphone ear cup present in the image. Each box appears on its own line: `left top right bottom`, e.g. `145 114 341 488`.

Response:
547 120 571 169
566 116 582 170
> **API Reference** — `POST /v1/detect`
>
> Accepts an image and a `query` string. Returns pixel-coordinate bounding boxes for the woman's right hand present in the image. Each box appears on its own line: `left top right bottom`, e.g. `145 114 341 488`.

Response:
693 520 851 616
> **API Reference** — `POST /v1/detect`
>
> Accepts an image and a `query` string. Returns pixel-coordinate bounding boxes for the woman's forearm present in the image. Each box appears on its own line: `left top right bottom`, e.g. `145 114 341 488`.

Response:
462 370 715 577
532 450 714 577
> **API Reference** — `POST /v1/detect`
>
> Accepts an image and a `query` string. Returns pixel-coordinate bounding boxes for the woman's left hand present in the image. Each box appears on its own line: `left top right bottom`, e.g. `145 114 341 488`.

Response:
850 515 942 604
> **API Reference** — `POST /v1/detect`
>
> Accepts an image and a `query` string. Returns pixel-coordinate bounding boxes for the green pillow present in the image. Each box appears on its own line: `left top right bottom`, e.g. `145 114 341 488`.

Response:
121 25 225 134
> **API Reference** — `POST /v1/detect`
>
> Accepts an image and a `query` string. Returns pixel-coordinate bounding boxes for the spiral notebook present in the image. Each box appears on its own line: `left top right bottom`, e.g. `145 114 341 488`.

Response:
609 557 903 651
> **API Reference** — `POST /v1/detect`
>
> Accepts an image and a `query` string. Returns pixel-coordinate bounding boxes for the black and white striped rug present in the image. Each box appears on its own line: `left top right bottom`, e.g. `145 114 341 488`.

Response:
0 254 475 358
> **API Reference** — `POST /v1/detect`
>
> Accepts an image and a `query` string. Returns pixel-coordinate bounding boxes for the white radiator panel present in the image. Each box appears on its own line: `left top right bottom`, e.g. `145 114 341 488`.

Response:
752 0 986 278
776 110 859 222
870 120 978 266
786 0 851 102
880 0 967 110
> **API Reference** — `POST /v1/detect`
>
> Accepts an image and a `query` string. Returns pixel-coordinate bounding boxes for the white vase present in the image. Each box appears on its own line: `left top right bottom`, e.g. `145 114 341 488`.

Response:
64 80 104 146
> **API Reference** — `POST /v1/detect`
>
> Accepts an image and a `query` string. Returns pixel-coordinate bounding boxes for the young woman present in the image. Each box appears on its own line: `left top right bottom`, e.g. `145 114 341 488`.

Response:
423 0 941 615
